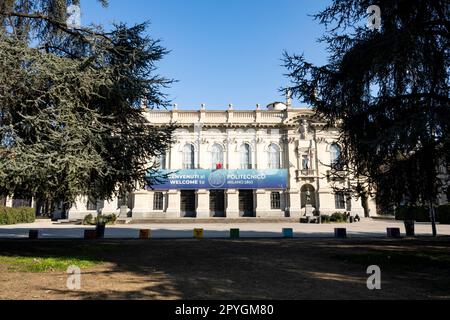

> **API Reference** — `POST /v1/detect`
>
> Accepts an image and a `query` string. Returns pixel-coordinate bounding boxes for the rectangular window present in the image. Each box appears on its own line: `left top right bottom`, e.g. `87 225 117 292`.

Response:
87 197 104 211
87 197 97 211
302 155 310 170
271 192 281 210
335 193 346 209
153 192 164 211
12 199 31 208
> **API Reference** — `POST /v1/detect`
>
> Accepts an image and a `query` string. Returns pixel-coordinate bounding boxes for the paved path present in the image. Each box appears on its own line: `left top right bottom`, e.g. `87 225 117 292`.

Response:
0 219 449 239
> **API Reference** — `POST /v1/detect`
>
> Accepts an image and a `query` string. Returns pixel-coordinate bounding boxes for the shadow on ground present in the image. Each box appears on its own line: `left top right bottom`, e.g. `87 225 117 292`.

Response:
1 237 450 300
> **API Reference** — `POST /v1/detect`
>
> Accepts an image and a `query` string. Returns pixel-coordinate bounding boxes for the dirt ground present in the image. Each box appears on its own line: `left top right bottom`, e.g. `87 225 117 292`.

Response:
1 238 450 300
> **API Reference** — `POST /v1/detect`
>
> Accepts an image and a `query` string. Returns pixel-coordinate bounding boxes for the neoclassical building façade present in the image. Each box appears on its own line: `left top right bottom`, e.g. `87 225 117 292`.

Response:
64 102 378 220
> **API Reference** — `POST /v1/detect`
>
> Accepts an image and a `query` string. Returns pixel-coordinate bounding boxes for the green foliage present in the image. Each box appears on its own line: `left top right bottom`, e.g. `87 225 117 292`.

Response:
83 213 116 225
330 212 348 223
321 213 349 223
394 206 429 222
0 256 100 273
395 205 450 225
284 0 449 233
82 214 94 225
436 205 450 225
96 213 117 225
0 206 35 225
0 1 175 206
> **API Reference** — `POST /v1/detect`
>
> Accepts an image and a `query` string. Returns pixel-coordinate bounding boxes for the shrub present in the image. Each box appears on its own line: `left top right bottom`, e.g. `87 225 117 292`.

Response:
83 214 94 225
96 214 117 225
395 205 450 224
321 215 331 223
395 206 429 222
330 212 347 223
437 205 450 225
0 207 35 225
83 213 117 225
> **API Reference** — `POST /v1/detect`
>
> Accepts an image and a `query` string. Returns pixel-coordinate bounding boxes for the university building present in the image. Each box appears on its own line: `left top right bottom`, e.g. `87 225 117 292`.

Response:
66 102 378 220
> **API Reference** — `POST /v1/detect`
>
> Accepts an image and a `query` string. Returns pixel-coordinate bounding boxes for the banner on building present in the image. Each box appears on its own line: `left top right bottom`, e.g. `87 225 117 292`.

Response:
147 169 288 190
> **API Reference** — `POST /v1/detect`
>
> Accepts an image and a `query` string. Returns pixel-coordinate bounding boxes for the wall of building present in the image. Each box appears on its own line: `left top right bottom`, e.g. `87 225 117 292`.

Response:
67 105 376 220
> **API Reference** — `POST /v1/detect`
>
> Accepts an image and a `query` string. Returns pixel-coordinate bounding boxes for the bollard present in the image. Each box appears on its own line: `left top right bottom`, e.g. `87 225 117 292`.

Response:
84 229 97 240
139 229 151 239
387 228 401 238
29 230 40 240
334 228 347 238
282 228 294 238
230 229 240 239
194 228 204 239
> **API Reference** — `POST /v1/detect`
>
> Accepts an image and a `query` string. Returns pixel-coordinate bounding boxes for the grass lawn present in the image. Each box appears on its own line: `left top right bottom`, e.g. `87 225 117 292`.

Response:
0 256 101 273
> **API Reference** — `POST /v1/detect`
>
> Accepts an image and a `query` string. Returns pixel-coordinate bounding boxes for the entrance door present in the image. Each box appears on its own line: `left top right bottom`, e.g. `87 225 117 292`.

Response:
180 190 196 217
210 190 225 217
239 190 255 217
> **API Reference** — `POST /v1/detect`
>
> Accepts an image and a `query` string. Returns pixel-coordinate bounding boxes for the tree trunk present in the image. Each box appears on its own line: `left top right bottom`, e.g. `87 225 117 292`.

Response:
429 200 437 237
362 193 370 218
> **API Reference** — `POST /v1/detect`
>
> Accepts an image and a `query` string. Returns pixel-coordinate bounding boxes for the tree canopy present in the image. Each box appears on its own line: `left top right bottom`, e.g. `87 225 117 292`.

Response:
0 0 174 210
285 0 449 234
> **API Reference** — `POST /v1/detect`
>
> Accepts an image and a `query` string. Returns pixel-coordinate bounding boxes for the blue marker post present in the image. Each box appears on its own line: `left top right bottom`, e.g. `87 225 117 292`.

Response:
282 228 294 238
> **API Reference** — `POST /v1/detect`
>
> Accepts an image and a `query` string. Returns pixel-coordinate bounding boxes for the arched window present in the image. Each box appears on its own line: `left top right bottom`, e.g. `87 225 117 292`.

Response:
268 144 281 169
183 144 195 169
330 144 341 166
211 144 224 169
240 143 252 169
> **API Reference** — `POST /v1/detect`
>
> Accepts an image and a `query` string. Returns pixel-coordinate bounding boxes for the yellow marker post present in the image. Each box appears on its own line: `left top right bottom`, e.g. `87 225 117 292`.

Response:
139 229 151 239
194 228 204 239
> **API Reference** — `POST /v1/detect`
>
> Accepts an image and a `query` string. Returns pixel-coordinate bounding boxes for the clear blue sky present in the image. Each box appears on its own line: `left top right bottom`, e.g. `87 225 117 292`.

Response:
81 0 330 110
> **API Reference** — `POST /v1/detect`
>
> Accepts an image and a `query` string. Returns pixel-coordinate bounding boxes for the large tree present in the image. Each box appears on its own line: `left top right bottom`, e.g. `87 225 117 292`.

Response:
285 0 449 235
0 0 174 214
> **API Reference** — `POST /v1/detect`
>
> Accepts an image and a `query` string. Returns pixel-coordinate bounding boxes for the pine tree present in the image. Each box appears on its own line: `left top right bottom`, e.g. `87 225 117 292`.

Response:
0 1 174 213
284 0 449 236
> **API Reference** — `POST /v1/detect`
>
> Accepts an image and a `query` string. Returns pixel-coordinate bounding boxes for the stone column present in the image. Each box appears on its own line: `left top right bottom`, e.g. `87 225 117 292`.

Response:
226 189 239 218
102 196 119 215
132 190 152 219
166 190 181 218
368 196 378 217
196 189 210 218
350 197 365 216
256 190 276 217
5 196 13 208
67 196 89 220
288 189 302 218
318 191 336 215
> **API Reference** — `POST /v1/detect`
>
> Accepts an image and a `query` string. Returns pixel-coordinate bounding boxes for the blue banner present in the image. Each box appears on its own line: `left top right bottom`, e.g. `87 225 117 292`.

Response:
147 169 288 190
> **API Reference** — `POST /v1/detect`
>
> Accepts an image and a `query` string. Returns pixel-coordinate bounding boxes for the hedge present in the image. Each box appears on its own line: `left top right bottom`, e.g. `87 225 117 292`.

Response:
395 205 450 225
436 205 450 225
321 212 349 224
0 206 36 225
83 213 117 225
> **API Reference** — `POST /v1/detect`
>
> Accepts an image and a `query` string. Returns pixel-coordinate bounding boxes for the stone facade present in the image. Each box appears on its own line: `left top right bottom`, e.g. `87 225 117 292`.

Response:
67 103 378 220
